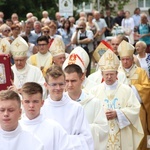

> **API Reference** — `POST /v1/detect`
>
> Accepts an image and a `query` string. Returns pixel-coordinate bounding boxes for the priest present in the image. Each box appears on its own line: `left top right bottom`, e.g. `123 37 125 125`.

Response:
118 40 150 150
10 36 47 98
90 49 144 150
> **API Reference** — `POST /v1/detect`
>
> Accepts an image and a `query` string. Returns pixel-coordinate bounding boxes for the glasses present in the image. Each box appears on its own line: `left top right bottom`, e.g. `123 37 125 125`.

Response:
43 30 49 33
47 82 65 88
4 29 10 32
37 44 48 47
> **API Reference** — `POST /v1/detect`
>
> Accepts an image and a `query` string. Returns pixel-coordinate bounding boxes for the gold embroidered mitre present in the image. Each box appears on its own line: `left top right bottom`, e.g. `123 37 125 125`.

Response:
98 49 120 71
10 36 28 58
49 37 65 57
118 40 134 57
62 46 89 72
93 40 113 62
0 38 10 54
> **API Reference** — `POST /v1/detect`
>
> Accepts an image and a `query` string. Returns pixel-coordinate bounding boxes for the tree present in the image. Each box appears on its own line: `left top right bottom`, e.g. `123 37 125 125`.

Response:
93 0 130 13
0 0 130 20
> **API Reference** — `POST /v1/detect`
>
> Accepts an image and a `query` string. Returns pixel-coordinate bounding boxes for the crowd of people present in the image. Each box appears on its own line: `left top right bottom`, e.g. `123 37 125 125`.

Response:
0 7 150 150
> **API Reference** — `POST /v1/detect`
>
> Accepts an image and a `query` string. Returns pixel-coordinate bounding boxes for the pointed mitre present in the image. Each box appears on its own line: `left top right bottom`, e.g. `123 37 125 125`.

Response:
10 36 28 58
93 40 113 62
98 49 120 71
49 37 65 57
62 46 89 72
118 40 134 57
0 38 10 54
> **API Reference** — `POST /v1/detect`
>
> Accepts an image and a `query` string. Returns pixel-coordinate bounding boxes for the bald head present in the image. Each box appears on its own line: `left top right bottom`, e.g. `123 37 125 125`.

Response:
110 37 120 55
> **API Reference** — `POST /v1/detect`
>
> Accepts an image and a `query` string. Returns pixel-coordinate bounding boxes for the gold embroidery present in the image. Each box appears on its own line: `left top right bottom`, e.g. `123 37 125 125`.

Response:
2 44 6 52
15 42 20 48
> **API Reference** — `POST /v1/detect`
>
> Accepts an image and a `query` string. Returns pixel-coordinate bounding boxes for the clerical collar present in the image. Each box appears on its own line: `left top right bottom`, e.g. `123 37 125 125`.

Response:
0 124 22 138
104 80 118 90
48 93 70 106
76 91 86 102
38 51 49 56
21 114 43 125
66 90 86 102
124 65 134 73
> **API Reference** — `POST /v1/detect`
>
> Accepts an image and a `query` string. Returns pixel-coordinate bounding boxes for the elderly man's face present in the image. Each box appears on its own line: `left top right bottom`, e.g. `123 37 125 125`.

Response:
102 71 118 85
53 54 66 67
14 57 27 70
120 56 133 69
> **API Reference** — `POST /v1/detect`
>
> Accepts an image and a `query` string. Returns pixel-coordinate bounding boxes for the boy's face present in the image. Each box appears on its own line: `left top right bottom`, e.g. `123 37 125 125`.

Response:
0 100 21 131
37 40 49 54
45 75 65 101
65 72 84 96
22 93 44 120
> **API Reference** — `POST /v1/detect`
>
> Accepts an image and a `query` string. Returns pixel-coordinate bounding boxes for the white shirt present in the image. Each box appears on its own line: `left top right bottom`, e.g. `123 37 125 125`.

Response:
137 54 149 78
71 30 94 53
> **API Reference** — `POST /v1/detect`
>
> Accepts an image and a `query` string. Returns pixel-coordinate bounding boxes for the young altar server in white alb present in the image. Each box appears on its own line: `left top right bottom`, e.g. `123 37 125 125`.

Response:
41 65 94 150
10 36 47 98
0 90 44 150
20 82 75 150
62 46 108 150
90 49 144 150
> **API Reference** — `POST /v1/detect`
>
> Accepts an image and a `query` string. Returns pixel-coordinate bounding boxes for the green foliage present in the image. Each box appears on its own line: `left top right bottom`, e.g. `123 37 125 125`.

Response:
0 0 130 20
99 0 130 13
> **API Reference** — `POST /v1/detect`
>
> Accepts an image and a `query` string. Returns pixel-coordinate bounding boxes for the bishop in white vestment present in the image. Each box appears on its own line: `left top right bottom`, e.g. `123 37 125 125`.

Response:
90 49 144 150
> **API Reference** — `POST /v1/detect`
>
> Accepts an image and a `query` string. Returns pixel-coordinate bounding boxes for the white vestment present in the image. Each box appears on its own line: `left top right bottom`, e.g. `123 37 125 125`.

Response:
41 93 94 150
90 81 144 150
0 124 44 150
27 52 52 70
20 114 75 150
66 90 108 150
11 63 47 98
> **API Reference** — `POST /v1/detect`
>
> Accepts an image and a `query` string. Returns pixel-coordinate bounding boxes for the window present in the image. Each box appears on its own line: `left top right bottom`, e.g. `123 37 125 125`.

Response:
138 0 150 10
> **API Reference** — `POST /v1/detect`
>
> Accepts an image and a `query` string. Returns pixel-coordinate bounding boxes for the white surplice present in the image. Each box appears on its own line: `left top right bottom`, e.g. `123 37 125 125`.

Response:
66 90 109 150
0 124 44 150
20 114 75 150
41 93 94 150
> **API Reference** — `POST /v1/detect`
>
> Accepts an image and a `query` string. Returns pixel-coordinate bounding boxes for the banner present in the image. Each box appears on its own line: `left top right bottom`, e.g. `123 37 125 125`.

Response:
59 0 73 17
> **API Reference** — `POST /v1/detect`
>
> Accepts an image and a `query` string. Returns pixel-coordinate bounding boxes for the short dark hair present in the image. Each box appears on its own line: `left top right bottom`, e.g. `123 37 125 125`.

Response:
21 82 43 96
37 35 49 44
45 65 65 82
64 64 83 78
87 12 93 18
0 90 21 107
21 34 29 43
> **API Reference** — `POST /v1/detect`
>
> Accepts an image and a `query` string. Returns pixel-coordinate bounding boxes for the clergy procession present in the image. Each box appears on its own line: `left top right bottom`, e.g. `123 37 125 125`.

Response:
0 8 150 150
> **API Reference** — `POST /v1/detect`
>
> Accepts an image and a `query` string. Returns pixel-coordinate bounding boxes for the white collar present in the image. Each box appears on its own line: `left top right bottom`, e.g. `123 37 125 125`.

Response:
0 124 22 138
104 80 118 90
